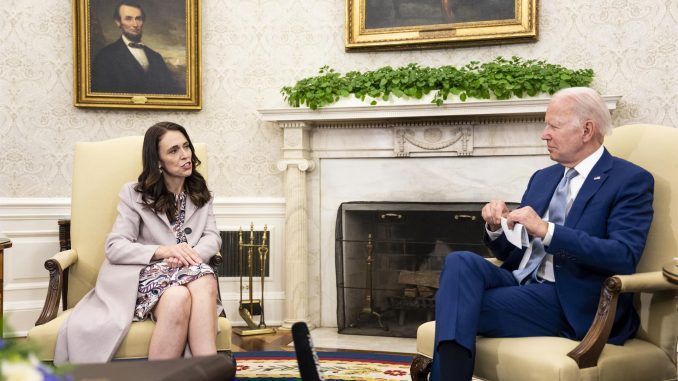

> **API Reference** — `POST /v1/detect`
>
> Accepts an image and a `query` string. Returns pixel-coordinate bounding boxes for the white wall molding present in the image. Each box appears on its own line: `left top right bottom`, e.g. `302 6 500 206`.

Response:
4 281 49 292
2 230 59 238
0 197 71 206
0 198 71 220
1 197 70 337
213 197 286 216
4 300 48 338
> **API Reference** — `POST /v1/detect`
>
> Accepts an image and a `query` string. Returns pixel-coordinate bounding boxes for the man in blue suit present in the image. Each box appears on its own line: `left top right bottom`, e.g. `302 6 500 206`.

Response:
432 87 654 381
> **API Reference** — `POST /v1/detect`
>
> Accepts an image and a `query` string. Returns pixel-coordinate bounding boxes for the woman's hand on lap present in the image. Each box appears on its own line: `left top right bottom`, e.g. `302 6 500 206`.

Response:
154 243 202 267
164 257 183 268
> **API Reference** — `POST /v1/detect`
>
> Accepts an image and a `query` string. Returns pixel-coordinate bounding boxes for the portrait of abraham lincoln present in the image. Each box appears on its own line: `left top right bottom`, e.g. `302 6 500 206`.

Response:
89 0 187 95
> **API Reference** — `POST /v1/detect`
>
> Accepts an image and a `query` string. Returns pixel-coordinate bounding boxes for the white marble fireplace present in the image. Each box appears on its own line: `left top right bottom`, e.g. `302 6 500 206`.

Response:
259 95 620 329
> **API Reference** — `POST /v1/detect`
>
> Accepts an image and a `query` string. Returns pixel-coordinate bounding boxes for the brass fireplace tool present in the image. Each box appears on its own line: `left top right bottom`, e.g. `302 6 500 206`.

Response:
233 223 276 336
349 233 387 330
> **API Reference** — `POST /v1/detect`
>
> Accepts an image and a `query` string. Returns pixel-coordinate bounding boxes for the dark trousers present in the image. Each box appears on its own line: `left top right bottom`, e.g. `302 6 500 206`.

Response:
431 251 570 381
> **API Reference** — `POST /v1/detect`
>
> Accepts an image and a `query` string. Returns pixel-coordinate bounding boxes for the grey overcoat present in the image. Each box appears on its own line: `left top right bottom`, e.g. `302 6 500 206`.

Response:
54 182 222 364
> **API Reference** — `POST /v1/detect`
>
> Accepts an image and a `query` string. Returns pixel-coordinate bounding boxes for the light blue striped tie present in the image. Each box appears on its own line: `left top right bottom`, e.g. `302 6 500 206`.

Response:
513 168 579 284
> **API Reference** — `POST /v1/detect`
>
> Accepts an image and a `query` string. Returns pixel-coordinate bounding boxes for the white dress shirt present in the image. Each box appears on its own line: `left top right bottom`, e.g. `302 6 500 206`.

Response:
487 145 605 282
122 35 149 71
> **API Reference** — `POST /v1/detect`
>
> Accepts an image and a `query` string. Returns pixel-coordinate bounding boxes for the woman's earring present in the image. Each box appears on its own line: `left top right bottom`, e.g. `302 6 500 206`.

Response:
158 165 163 174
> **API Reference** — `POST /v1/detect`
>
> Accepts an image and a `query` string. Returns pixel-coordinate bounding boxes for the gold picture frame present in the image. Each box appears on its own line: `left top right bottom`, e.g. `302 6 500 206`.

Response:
345 0 538 51
73 0 201 110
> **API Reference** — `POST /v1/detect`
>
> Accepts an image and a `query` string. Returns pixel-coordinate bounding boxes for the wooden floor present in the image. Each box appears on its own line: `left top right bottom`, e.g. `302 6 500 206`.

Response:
230 328 408 354
230 328 294 352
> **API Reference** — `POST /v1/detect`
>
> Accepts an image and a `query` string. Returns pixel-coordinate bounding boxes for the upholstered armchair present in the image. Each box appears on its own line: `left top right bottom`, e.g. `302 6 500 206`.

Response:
411 124 678 381
27 136 232 361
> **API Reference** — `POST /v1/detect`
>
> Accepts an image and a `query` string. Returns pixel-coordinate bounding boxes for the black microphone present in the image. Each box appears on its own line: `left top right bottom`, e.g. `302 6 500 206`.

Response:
292 322 324 381
184 227 192 234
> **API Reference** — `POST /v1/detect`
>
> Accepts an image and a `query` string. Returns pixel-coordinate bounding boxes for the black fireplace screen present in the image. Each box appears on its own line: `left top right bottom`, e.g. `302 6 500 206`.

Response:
335 201 509 338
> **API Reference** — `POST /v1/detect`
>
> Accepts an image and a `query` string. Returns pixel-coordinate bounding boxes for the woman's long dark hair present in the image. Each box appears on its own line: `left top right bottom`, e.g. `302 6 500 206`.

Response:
135 122 211 222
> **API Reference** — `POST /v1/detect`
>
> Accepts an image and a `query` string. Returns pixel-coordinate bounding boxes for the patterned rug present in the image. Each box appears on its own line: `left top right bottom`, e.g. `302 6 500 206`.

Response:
233 351 412 381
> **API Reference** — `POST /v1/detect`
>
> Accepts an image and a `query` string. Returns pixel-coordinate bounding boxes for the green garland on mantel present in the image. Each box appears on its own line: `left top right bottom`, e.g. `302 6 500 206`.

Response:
280 56 594 110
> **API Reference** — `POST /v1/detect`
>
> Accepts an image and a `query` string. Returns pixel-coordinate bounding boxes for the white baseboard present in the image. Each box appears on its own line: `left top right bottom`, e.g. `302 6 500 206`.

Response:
3 300 46 338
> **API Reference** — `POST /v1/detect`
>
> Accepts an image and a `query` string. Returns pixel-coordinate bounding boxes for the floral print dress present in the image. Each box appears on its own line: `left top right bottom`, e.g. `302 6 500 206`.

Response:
133 192 218 321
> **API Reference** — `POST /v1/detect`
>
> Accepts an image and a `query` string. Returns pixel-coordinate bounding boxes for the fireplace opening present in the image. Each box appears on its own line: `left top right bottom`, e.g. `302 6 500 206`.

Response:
335 201 516 338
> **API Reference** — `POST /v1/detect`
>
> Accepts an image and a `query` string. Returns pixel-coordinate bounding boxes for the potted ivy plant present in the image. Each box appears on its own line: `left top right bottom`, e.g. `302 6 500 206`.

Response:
281 56 594 110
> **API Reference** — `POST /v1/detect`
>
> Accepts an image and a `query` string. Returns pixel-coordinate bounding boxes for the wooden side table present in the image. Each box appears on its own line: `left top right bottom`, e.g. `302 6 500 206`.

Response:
0 234 11 320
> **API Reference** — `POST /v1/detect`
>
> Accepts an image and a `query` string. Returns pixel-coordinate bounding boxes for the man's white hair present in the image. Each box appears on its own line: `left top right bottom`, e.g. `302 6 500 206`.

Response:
552 87 613 136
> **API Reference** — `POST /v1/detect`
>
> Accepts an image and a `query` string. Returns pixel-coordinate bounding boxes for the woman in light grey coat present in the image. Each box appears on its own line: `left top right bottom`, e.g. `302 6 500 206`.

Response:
55 122 222 364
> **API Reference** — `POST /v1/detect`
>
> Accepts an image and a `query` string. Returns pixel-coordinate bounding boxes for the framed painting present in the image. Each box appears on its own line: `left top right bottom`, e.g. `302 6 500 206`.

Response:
345 0 538 51
73 0 201 109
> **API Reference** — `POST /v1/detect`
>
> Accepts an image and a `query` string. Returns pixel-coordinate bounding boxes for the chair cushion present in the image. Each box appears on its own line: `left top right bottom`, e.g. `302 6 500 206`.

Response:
28 309 232 361
416 321 675 381
29 310 73 361
416 321 436 357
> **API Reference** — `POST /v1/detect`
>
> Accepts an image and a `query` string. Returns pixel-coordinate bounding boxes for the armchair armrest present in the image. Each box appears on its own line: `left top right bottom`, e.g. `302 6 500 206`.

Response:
35 249 78 326
51 249 78 271
209 252 227 318
567 271 678 368
617 271 678 292
209 252 223 269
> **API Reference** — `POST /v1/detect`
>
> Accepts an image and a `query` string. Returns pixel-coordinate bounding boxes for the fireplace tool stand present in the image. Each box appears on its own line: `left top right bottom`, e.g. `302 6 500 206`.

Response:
233 223 276 336
349 233 388 330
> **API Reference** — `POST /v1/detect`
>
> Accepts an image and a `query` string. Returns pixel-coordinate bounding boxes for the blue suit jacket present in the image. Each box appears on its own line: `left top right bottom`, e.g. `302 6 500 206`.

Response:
487 149 654 344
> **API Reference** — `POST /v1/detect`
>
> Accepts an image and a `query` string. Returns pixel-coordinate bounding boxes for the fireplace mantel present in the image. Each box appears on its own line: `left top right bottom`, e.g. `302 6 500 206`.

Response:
259 95 621 123
263 95 621 159
259 95 621 329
